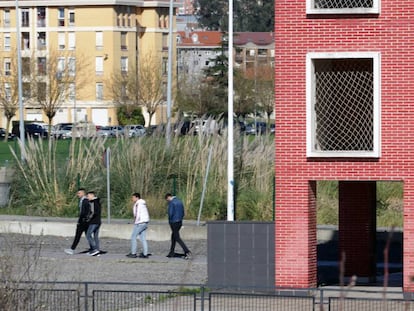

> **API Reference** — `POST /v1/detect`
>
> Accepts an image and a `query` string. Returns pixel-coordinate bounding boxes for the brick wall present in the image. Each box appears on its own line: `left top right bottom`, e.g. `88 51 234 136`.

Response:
275 0 414 291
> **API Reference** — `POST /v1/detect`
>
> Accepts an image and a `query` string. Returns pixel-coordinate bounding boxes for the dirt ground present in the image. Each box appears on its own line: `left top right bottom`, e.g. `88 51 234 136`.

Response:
0 233 207 285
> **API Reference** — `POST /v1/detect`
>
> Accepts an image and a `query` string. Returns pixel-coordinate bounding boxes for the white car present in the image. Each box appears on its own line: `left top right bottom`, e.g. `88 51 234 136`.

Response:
125 125 146 137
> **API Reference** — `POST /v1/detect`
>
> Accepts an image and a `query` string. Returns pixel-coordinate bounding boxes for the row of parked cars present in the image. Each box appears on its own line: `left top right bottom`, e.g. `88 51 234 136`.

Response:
6 122 147 139
53 123 146 139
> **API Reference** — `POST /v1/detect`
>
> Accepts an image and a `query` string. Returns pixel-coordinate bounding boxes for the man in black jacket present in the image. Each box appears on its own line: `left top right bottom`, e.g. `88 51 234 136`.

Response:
85 191 102 256
64 188 90 255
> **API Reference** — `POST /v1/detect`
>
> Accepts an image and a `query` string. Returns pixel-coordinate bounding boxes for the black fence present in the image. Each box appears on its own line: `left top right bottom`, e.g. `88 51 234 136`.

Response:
1 281 413 311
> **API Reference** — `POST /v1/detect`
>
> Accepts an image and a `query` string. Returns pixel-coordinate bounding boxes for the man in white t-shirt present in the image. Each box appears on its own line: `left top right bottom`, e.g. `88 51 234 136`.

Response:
126 193 150 258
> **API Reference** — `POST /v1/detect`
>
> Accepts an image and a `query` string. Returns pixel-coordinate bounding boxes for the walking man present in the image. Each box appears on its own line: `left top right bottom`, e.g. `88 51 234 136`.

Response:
64 188 90 255
165 193 191 259
86 191 101 256
126 193 150 258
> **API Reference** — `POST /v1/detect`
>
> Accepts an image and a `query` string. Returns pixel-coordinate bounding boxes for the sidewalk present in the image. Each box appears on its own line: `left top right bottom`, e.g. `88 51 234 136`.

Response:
0 215 207 241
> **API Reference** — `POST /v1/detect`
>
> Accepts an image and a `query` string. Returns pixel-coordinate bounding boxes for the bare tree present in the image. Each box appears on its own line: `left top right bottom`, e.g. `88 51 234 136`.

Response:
248 65 274 124
108 62 140 122
137 53 165 127
0 55 19 140
32 51 89 133
109 53 165 127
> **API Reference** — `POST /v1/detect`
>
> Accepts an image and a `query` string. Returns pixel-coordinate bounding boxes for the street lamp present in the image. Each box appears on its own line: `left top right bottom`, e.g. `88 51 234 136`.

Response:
15 0 25 159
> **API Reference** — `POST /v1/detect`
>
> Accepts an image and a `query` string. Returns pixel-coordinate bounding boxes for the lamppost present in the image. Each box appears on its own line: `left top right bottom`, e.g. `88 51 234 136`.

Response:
166 0 174 147
15 0 25 159
227 0 234 221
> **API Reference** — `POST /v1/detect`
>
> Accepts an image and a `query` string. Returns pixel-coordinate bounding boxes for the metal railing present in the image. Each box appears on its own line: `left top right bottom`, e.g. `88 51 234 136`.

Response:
0 281 413 311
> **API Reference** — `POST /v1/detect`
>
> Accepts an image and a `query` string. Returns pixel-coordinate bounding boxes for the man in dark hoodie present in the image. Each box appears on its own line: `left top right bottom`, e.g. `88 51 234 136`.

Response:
64 188 90 255
165 193 191 259
86 191 102 256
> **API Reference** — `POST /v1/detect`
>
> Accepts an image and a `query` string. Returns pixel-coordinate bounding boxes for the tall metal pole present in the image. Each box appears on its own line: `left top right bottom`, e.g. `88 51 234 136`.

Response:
227 0 234 221
15 0 25 159
166 0 174 147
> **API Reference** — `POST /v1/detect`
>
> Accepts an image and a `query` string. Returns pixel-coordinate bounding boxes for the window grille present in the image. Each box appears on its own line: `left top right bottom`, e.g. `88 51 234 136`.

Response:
307 0 379 13
307 53 380 157
315 0 373 8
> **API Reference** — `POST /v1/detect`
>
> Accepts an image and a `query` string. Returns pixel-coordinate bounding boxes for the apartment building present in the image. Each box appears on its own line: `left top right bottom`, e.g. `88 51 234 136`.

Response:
177 30 274 78
0 0 177 128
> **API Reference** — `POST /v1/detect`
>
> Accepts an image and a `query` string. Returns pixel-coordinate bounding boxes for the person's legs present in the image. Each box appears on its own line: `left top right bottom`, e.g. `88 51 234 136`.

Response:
93 224 100 251
172 222 190 254
70 223 88 250
137 223 148 256
86 224 98 250
130 224 140 255
168 223 177 255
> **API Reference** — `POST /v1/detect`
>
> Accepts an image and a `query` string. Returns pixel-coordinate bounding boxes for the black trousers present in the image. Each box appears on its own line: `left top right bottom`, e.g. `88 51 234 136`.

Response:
70 222 89 250
169 221 190 254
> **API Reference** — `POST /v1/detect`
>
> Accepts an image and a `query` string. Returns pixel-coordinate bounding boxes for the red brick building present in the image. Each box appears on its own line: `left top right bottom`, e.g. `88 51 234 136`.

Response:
275 0 414 291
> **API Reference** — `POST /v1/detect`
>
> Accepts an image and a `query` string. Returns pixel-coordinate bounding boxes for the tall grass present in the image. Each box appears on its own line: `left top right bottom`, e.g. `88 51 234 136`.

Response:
9 132 275 221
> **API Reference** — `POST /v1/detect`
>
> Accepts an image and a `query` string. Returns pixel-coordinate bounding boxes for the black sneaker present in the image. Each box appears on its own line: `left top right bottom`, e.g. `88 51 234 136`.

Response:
138 254 148 258
166 253 175 258
184 252 192 260
126 253 137 258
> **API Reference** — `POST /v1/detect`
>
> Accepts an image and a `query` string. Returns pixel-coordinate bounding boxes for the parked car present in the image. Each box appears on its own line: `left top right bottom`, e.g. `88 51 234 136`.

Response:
0 128 14 140
24 123 49 138
54 125 73 139
125 125 146 137
110 126 125 137
245 121 267 135
174 121 194 135
96 126 114 138
52 123 73 139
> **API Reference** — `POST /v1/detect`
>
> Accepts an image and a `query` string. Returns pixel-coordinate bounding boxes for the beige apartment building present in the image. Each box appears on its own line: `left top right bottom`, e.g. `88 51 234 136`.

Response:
0 0 177 129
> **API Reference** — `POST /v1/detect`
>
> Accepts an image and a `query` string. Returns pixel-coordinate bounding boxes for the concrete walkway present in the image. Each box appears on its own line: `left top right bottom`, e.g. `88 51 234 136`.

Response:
0 215 207 241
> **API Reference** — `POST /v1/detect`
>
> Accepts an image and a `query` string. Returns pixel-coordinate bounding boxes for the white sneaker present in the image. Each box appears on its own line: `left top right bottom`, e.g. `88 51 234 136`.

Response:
88 249 100 256
64 249 74 255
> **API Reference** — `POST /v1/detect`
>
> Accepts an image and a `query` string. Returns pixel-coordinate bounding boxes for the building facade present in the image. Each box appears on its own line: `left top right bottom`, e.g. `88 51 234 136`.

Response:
275 0 414 291
0 0 177 129
177 31 274 77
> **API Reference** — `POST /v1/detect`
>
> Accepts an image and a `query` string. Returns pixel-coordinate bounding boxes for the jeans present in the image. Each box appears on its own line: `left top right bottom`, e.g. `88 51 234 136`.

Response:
86 224 100 251
169 221 190 255
130 223 148 255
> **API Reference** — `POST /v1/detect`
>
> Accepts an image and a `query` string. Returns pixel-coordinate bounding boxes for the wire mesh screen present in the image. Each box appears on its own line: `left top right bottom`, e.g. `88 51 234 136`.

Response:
3 288 80 311
314 0 373 9
92 290 196 311
209 293 315 311
313 58 374 152
328 297 413 310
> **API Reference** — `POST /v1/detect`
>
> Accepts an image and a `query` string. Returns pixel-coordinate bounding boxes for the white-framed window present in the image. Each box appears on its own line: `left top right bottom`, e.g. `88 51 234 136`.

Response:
68 8 75 25
68 57 76 76
37 7 46 27
306 0 380 14
68 32 75 50
96 83 103 100
58 32 65 50
57 57 65 77
37 57 46 75
96 31 103 50
306 52 381 158
37 32 46 50
95 56 104 75
21 8 30 27
4 33 11 51
4 9 10 27
120 32 127 50
4 58 11 76
69 83 75 101
4 83 11 100
58 8 65 26
121 57 128 73
22 32 30 50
